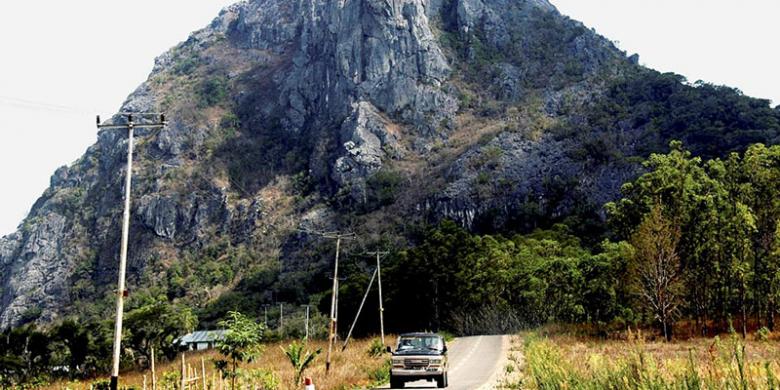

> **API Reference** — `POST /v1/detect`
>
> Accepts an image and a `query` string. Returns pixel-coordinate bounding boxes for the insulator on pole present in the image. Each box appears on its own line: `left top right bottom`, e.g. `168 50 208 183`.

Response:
96 115 101 127
160 114 165 123
127 114 133 123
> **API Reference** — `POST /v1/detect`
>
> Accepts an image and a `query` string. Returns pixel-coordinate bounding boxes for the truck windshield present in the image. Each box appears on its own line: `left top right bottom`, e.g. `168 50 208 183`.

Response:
397 336 443 351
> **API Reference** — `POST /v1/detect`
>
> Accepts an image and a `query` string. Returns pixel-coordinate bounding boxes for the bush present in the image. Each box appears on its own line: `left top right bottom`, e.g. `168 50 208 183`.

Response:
198 76 228 107
757 326 771 342
367 338 386 358
90 379 111 390
368 359 391 385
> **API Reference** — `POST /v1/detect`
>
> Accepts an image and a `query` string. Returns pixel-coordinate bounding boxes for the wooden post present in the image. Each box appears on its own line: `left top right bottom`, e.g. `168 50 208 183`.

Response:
181 353 186 390
201 357 207 390
151 346 157 390
143 374 147 390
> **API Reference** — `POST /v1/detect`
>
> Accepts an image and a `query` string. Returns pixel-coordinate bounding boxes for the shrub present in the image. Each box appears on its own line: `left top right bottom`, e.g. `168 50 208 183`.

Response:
757 326 771 342
368 359 391 385
367 338 386 358
198 76 228 107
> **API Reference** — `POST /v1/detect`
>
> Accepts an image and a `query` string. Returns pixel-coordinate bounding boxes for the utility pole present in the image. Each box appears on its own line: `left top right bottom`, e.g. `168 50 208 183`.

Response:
327 235 342 374
342 268 378 351
264 305 269 328
97 113 167 390
280 303 284 335
297 228 354 373
303 305 310 341
372 251 389 346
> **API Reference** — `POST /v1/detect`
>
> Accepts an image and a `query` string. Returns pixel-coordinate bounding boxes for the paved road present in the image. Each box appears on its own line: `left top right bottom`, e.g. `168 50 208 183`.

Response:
380 335 507 390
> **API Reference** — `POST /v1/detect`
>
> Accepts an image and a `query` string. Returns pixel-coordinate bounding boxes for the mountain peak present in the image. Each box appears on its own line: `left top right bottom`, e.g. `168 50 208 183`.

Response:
2 0 778 330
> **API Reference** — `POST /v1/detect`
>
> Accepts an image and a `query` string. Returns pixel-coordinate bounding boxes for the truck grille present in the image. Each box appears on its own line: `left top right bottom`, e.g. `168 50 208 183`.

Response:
404 359 430 369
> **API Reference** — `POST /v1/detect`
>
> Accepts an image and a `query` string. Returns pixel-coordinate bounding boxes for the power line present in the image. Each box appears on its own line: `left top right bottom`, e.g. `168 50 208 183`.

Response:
0 95 108 115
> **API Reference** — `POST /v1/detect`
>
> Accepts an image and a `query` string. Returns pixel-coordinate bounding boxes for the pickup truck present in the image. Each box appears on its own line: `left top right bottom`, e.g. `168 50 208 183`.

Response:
387 333 448 388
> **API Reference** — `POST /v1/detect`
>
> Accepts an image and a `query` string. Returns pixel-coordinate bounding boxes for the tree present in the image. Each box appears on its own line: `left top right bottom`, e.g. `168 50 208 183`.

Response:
215 311 265 389
281 340 321 385
770 225 780 329
124 300 197 365
52 320 91 377
630 205 683 341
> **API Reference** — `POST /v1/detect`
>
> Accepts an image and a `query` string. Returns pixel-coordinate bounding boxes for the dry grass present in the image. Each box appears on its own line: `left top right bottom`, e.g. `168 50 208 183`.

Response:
515 328 780 389
47 338 389 390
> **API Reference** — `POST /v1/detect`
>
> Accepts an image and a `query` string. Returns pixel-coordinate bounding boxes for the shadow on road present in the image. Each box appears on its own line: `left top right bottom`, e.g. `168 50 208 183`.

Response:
375 380 438 389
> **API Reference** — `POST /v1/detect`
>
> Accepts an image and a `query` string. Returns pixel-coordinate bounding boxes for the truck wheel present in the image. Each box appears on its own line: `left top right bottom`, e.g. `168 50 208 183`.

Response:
390 376 404 388
437 373 448 388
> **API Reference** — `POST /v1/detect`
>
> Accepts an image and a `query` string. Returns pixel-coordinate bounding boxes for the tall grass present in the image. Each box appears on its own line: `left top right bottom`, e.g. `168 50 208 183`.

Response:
47 338 389 390
523 331 780 389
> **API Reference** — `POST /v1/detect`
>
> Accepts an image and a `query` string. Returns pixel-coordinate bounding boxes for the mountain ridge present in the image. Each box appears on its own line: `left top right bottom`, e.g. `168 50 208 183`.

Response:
1 0 778 329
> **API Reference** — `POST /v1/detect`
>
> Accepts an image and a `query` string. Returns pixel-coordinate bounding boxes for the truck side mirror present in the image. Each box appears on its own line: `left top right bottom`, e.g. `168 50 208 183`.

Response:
386 346 393 354
442 346 448 354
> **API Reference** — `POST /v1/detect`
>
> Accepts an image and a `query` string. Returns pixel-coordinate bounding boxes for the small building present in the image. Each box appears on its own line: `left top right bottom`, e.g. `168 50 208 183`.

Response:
177 330 227 351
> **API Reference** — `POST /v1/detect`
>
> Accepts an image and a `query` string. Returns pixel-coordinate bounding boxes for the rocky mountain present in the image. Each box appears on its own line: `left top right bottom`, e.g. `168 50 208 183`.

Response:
1 0 778 329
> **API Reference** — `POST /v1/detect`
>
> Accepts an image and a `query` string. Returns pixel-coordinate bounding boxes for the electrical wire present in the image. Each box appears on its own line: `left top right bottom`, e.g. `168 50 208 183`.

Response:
0 95 109 115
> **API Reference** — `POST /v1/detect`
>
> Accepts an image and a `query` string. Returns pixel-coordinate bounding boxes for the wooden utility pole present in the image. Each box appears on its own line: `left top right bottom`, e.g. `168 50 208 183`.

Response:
280 303 284 334
98 113 167 390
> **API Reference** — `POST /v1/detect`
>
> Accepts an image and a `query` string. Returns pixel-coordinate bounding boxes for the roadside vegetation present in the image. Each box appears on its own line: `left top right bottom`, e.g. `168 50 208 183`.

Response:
511 326 780 389
44 336 388 390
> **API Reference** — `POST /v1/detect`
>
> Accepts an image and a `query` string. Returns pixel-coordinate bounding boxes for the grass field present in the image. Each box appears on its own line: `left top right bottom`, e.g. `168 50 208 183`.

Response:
48 338 389 390
510 327 780 389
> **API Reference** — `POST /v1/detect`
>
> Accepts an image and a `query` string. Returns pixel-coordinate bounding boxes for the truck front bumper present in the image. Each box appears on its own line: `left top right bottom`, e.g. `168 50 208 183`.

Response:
391 366 445 378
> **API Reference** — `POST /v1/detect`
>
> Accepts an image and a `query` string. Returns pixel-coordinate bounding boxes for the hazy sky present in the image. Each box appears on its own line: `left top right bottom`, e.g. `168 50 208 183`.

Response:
0 0 778 236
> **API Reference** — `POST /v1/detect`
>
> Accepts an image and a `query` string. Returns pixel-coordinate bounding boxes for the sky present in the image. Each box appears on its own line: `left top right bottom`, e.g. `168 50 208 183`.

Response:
0 0 778 236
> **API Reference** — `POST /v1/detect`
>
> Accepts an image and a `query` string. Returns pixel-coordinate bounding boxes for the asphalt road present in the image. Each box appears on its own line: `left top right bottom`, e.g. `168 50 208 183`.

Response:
380 335 507 390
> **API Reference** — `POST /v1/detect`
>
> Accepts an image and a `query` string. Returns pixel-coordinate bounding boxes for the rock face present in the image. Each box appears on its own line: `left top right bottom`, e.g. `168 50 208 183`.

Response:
1 0 778 329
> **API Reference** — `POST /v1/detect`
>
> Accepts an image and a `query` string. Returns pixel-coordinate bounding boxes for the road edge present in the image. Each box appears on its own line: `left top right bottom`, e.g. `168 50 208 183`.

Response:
475 335 510 390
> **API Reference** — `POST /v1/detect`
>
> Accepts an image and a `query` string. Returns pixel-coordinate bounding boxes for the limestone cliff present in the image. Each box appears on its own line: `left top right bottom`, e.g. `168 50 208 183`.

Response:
2 0 778 328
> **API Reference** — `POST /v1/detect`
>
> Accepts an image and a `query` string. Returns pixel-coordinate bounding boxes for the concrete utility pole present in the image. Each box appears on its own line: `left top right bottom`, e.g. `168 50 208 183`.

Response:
297 228 354 373
327 235 342 373
303 305 310 341
280 303 284 334
373 251 389 345
97 113 167 390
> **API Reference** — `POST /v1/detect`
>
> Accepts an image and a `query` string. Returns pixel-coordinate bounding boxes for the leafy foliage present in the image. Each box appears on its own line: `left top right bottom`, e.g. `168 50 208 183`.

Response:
608 142 780 337
380 221 633 334
281 340 321 385
124 298 197 364
215 311 265 387
562 71 780 164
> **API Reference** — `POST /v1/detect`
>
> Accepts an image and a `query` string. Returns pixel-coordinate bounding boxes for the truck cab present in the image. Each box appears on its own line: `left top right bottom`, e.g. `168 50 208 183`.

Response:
388 333 448 388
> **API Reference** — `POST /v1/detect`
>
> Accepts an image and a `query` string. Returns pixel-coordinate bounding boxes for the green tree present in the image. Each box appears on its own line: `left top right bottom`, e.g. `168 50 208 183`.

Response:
215 311 265 389
124 299 197 365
